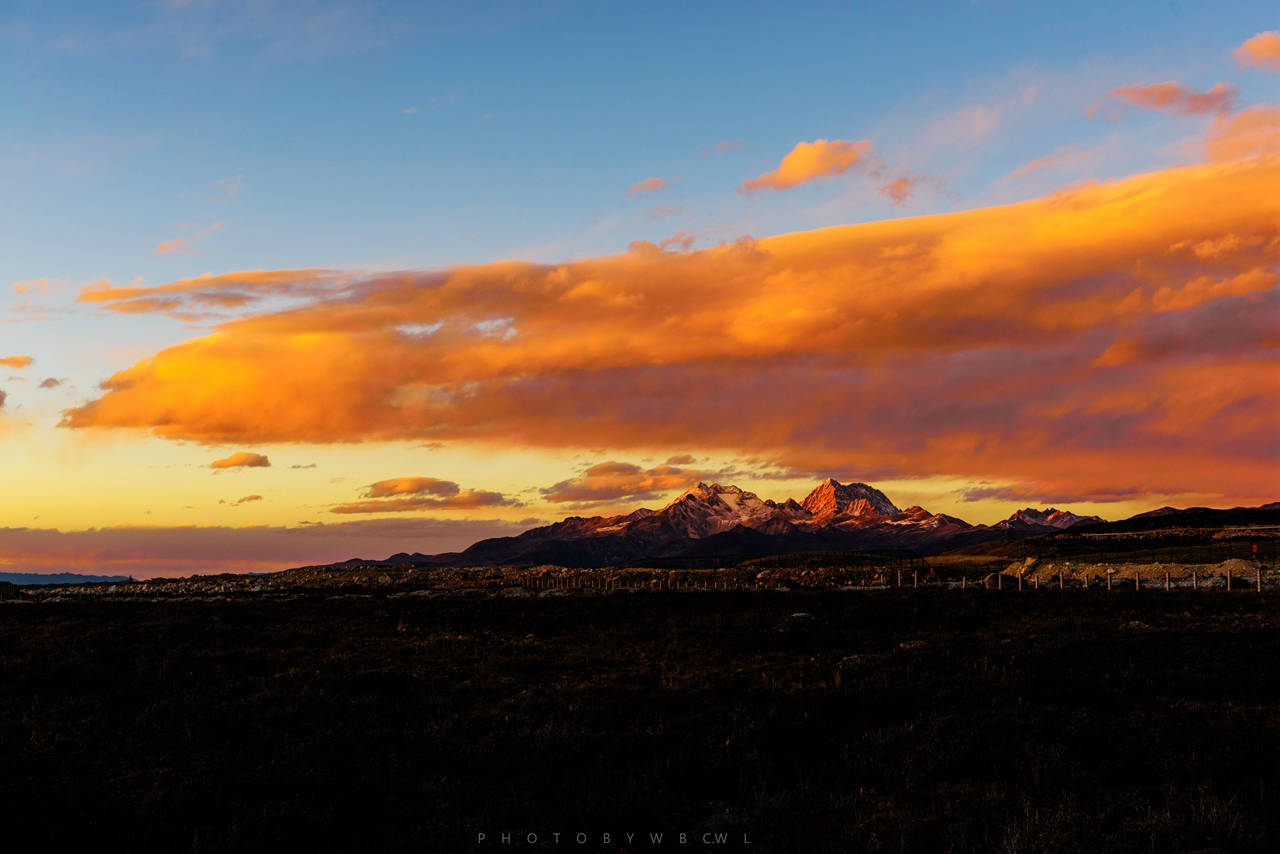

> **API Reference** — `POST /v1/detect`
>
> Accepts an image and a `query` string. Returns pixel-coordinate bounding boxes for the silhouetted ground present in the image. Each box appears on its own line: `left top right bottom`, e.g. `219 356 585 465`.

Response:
3 590 1278 853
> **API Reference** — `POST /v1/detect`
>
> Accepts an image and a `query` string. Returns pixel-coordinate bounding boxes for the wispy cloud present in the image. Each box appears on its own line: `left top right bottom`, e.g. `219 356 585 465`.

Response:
208 173 244 202
658 231 697 252
627 176 671 196
153 221 226 255
1006 144 1084 181
703 139 743 156
1103 81 1237 117
76 269 352 319
12 278 56 295
645 204 682 221
877 176 916 205
1206 105 1280 161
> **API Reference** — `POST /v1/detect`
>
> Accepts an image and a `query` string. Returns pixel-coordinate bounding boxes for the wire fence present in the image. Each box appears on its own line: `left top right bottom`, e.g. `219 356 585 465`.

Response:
519 560 1277 594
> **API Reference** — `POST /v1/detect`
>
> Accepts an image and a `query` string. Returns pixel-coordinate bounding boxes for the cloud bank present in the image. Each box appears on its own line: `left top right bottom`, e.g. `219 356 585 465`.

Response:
61 154 1280 507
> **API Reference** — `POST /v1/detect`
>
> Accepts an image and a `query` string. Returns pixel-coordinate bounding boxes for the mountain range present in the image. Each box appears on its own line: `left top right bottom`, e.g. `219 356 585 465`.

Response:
0 572 131 586
372 478 1107 568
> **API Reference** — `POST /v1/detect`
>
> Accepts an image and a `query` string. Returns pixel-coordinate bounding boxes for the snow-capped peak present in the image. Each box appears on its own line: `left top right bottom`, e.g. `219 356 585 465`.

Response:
660 482 804 538
676 482 743 501
996 507 1105 530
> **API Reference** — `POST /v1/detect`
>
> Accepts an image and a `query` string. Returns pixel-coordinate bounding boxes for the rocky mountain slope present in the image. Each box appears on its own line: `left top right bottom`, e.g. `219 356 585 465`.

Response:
378 479 1110 568
994 507 1106 532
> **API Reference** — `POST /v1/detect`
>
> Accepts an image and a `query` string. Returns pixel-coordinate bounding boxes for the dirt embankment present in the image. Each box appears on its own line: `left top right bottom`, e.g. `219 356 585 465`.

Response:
1008 556 1266 585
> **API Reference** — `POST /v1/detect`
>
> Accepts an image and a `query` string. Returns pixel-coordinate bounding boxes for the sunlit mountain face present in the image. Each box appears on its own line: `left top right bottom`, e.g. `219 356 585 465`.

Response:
366 479 1114 568
2 4 1277 577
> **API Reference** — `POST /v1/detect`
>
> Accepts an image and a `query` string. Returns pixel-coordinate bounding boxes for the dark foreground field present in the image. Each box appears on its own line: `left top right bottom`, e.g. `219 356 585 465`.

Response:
3 590 1278 853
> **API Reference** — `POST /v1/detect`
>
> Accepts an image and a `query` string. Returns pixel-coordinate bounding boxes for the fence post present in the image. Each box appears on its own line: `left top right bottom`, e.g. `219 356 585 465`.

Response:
1165 571 1170 591
1018 573 1023 591
1059 573 1063 590
1226 569 1232 591
997 573 1002 590
913 571 918 588
1135 572 1140 591
1258 566 1263 594
961 575 966 589
1107 572 1112 591
1192 570 1197 590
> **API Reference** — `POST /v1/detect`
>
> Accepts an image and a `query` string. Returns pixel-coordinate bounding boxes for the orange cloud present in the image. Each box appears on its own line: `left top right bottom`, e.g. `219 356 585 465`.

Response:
1206 105 1280 161
627 177 668 196
877 177 916 205
739 139 870 193
541 461 702 504
210 451 271 470
1108 81 1237 116
363 476 460 498
62 156 1280 507
327 475 517 513
330 491 518 514
1235 31 1280 72
221 494 263 506
0 356 33 369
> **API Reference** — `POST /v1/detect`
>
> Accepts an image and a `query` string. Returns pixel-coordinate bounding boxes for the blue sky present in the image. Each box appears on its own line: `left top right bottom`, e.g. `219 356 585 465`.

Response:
3 0 1276 291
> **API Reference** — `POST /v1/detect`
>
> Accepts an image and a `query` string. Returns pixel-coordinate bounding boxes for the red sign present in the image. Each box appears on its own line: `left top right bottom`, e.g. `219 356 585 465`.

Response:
1253 544 1258 554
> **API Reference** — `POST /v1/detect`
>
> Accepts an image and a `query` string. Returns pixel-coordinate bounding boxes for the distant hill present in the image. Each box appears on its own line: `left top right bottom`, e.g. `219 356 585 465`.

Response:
1065 504 1280 534
0 572 130 586
937 503 1280 564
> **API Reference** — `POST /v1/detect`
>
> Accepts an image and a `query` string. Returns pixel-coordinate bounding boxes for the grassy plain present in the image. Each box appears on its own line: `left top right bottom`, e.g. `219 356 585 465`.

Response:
2 588 1278 853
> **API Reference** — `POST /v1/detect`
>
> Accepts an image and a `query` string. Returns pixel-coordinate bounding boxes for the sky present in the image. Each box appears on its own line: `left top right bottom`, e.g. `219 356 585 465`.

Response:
2 1 1278 577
